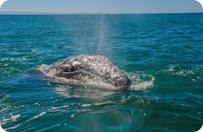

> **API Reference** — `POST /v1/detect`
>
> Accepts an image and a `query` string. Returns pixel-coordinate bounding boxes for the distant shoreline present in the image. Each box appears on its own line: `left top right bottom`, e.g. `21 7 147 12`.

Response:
0 11 203 15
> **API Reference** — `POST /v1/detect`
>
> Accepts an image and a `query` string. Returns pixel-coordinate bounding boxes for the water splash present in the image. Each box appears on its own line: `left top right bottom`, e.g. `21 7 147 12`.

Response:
127 72 155 91
130 77 155 90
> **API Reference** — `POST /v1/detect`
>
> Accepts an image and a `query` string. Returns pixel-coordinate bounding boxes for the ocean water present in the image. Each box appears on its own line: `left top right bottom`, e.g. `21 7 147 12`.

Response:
0 14 203 132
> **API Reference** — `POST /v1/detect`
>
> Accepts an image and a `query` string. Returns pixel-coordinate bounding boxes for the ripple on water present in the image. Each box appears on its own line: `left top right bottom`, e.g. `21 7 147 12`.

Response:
163 64 203 82
0 14 203 131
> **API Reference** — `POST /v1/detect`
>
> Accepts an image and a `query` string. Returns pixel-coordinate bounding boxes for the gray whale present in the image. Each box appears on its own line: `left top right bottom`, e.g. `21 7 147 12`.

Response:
37 55 131 90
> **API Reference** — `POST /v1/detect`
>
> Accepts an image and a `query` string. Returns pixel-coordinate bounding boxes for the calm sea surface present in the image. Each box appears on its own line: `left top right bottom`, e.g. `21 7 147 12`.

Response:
0 14 203 132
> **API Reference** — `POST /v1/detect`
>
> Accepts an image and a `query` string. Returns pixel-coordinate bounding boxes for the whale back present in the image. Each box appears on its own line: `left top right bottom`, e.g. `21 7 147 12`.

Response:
37 55 131 90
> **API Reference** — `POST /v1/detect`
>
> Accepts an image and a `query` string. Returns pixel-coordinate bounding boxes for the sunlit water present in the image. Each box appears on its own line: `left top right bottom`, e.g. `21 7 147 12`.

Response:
0 14 203 132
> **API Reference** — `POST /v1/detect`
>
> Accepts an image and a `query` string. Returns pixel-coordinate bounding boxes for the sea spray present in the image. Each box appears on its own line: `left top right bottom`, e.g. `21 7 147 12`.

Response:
0 0 7 8
98 15 106 54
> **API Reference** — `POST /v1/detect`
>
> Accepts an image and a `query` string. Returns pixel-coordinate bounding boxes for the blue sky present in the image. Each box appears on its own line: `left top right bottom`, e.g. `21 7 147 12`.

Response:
0 0 203 13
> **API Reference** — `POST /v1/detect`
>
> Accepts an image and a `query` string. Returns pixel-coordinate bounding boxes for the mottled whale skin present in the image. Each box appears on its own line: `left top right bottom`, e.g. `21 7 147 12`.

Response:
37 55 131 90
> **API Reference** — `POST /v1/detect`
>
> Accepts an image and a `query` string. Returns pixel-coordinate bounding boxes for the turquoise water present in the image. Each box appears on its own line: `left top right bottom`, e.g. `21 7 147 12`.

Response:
0 14 203 131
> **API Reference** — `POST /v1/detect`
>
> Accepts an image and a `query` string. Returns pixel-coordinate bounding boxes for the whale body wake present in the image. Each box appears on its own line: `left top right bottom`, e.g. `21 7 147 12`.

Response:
37 55 153 90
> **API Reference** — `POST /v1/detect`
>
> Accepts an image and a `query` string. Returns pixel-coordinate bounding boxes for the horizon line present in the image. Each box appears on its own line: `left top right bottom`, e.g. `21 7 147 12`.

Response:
0 11 203 15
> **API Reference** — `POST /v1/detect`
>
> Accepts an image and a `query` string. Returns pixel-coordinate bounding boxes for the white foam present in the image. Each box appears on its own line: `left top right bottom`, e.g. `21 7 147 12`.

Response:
81 104 92 107
126 72 155 90
165 65 197 77
0 114 20 130
5 124 20 131
0 124 7 132
82 102 111 107
10 114 20 122
0 108 7 113
32 112 47 120
49 105 69 112
130 76 155 90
